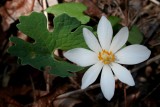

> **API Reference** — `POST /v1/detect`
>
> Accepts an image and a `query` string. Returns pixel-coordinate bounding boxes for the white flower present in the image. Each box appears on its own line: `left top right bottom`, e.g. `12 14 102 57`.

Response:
64 16 151 100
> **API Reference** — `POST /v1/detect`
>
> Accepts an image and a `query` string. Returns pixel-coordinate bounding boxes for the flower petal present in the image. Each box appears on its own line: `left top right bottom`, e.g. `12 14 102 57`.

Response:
115 45 151 65
110 63 135 86
100 65 115 101
97 16 113 50
81 62 103 89
83 28 102 53
109 27 129 53
64 48 98 67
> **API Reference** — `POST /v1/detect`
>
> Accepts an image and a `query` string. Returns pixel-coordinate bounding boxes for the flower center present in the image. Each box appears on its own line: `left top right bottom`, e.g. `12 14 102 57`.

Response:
98 49 115 64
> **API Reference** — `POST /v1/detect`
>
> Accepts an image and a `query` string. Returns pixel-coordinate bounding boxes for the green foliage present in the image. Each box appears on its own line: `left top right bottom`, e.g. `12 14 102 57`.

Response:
46 2 90 24
8 12 90 77
108 16 122 26
128 25 143 44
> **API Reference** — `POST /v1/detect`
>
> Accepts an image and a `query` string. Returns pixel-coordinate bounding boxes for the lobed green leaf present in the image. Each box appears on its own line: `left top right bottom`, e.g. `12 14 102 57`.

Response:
46 2 90 24
8 12 90 77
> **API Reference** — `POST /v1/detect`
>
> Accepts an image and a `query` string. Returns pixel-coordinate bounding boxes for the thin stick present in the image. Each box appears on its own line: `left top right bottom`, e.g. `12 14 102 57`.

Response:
30 75 37 102
43 0 49 29
125 0 129 26
151 42 160 47
54 84 100 100
142 82 160 101
150 0 160 5
114 0 125 19
124 85 127 107
131 54 160 73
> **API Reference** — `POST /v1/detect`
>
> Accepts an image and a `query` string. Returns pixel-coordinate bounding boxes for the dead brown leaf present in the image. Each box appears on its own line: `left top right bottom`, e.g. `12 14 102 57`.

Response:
0 0 42 31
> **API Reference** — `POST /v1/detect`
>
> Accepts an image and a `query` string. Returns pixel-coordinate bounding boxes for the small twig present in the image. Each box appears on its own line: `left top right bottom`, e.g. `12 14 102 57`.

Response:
37 0 43 7
3 7 15 21
143 21 159 45
69 76 80 88
151 42 160 47
44 66 52 94
125 0 129 26
114 0 125 19
150 0 160 5
42 0 49 29
54 84 100 100
124 85 127 107
129 10 140 28
30 75 36 102
2 66 10 87
84 91 96 102
142 82 160 101
131 54 160 73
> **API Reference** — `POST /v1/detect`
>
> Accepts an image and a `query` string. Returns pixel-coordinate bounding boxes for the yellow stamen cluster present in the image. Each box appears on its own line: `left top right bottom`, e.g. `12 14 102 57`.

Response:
98 49 115 64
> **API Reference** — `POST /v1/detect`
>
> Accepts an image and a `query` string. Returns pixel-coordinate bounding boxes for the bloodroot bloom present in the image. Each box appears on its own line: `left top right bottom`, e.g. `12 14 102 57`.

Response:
64 16 151 100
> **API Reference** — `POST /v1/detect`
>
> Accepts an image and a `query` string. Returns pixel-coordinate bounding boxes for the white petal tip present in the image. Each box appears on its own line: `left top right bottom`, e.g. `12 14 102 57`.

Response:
116 45 151 65
83 28 92 34
100 15 109 23
81 86 85 90
129 81 135 86
63 52 68 58
125 76 135 86
121 27 129 33
148 49 151 57
141 47 151 60
83 28 88 31
123 26 128 29
83 28 90 36
81 85 88 90
81 83 86 89
63 51 71 60
100 66 115 101
101 15 106 19
103 93 113 101
107 98 112 101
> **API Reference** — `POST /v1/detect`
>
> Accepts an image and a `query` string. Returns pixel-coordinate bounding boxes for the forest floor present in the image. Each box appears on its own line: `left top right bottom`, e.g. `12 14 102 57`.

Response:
0 0 160 107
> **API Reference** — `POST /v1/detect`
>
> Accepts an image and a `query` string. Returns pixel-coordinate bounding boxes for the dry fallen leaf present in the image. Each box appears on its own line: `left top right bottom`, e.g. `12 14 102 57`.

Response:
0 0 42 31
